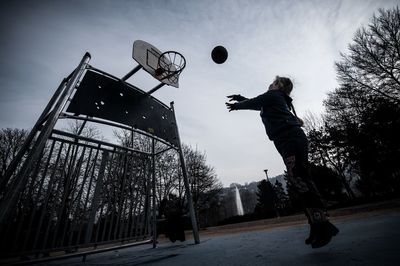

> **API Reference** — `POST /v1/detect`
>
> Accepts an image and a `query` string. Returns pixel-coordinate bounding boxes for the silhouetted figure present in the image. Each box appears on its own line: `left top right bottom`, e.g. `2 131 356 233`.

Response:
226 76 339 248
159 194 185 242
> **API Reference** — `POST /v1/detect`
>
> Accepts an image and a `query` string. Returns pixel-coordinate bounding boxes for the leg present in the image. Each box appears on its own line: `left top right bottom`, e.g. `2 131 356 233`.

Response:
283 154 325 209
283 154 339 248
279 136 339 248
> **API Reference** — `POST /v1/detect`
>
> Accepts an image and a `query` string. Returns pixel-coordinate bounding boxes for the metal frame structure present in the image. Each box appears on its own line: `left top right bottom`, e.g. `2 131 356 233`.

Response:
0 53 199 262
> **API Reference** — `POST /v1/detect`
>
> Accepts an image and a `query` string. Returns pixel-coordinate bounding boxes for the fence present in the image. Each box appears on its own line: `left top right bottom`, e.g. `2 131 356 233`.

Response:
0 129 154 259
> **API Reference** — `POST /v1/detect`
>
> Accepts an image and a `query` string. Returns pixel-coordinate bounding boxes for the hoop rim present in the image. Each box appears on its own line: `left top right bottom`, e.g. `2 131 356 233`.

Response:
157 51 186 76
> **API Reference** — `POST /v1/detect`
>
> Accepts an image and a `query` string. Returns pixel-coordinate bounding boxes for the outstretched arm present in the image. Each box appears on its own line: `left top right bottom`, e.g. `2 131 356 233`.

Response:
226 93 267 111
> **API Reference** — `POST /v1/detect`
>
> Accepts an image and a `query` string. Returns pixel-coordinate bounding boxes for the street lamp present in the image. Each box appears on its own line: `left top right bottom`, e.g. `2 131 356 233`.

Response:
263 169 269 182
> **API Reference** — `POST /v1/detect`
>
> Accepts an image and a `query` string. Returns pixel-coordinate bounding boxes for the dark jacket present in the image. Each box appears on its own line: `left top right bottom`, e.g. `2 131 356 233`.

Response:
235 90 302 140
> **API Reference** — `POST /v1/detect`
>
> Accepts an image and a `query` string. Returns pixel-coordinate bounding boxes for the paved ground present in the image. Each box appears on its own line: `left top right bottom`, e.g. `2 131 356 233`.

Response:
36 210 400 266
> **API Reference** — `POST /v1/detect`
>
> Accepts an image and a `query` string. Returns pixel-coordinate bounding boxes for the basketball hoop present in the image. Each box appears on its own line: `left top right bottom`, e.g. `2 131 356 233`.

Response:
156 51 186 85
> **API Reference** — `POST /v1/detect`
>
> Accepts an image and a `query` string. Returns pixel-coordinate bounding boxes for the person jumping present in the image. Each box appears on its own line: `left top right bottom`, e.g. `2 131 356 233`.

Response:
225 76 339 248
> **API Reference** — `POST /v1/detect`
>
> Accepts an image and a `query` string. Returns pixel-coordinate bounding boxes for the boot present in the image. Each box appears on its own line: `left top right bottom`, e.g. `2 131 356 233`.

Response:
305 208 327 245
305 208 339 248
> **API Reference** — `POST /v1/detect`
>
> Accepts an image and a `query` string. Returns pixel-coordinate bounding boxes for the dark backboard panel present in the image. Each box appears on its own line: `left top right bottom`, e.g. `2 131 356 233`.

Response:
66 70 178 147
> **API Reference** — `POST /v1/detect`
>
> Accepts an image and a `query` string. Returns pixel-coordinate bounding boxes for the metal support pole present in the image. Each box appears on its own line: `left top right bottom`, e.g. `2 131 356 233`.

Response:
151 138 157 248
147 83 165 95
170 102 200 244
77 119 87 136
121 65 142 81
85 151 109 244
0 52 91 225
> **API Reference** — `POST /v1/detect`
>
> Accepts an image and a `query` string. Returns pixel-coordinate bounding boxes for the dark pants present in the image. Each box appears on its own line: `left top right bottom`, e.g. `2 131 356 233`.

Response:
274 127 325 209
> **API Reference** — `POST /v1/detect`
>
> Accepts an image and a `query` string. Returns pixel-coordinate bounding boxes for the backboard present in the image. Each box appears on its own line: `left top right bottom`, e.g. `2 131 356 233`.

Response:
66 69 180 147
132 40 181 88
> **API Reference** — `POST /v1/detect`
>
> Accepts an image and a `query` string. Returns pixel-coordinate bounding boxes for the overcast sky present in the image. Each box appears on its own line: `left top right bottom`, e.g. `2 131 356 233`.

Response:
0 0 397 186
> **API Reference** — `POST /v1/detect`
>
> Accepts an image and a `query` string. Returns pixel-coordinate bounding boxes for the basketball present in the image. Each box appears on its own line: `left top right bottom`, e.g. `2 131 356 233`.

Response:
211 46 228 64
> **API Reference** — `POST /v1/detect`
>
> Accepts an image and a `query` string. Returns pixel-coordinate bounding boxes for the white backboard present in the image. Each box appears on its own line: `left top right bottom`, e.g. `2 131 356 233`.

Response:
132 40 179 88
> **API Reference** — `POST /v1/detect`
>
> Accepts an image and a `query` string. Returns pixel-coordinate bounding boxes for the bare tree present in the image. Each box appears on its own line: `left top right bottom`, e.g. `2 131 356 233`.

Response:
183 144 222 209
0 128 29 195
303 112 356 198
321 6 400 197
335 6 400 103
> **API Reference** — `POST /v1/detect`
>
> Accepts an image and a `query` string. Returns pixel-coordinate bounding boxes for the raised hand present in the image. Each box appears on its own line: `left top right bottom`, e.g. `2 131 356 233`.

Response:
227 94 247 102
225 102 238 112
